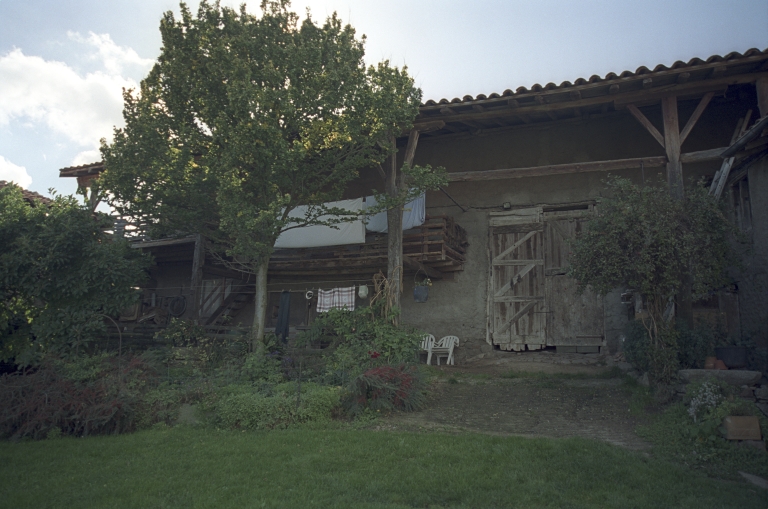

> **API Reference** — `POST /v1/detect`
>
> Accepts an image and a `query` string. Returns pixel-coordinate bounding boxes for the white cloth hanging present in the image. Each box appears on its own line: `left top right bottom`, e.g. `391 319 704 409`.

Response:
274 198 365 249
363 192 425 233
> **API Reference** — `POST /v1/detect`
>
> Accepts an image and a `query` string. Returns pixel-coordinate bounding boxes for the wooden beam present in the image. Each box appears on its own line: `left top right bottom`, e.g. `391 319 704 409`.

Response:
447 155 668 182
446 146 729 183
403 129 421 167
376 163 387 181
662 95 684 200
679 92 714 145
680 146 730 163
402 255 443 280
627 104 665 148
756 76 768 118
190 234 204 319
609 84 620 94
642 78 653 89
677 72 690 84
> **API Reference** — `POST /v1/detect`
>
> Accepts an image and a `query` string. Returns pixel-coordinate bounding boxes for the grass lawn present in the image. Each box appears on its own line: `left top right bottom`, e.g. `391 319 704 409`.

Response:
0 426 764 508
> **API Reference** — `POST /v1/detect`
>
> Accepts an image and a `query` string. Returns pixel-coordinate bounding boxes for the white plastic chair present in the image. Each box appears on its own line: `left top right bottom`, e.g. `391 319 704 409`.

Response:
431 335 459 366
420 334 435 364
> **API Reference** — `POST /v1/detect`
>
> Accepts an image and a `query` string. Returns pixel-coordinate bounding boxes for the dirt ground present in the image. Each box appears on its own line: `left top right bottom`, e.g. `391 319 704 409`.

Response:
379 351 650 450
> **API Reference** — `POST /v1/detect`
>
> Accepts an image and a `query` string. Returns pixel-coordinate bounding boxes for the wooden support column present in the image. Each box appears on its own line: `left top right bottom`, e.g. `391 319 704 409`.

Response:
386 136 405 321
190 234 204 321
662 96 684 201
386 129 422 322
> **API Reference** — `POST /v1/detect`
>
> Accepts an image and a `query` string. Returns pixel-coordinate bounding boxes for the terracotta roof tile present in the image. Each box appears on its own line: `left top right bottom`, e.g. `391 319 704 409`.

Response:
0 181 52 205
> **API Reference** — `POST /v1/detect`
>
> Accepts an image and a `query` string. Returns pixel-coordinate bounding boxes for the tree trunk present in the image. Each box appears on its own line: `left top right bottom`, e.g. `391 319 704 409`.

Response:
386 136 403 324
252 257 269 351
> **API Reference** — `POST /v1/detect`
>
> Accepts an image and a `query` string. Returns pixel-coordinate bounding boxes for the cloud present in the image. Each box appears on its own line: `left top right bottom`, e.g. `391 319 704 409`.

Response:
71 149 102 166
0 34 153 149
67 31 154 75
0 155 33 188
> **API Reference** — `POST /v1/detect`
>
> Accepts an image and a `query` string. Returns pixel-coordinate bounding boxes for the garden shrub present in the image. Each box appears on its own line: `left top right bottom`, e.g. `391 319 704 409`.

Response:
676 321 715 369
209 382 340 430
299 303 424 384
344 364 426 416
0 353 178 440
637 378 768 480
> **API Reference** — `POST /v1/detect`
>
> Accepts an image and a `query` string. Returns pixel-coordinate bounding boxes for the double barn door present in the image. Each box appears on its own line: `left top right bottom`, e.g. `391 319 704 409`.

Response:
487 206 603 351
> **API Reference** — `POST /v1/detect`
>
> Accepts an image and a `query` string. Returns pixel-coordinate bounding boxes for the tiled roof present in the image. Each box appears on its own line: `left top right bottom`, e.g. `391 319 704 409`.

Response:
0 181 52 205
421 48 768 107
59 161 104 178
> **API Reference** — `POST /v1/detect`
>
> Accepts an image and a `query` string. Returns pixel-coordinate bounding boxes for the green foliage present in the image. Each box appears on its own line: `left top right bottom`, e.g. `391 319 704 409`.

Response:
569 177 738 383
0 353 176 439
676 321 716 369
100 1 444 265
636 381 768 480
298 303 422 383
344 364 426 416
0 185 149 366
208 382 340 430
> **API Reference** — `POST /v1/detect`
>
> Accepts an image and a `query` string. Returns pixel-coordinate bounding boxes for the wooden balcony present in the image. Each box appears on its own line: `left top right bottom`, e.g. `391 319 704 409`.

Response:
268 215 468 279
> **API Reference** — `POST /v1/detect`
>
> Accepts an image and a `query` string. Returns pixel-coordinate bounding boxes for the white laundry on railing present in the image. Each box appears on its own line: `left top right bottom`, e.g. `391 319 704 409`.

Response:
363 192 425 233
274 198 365 249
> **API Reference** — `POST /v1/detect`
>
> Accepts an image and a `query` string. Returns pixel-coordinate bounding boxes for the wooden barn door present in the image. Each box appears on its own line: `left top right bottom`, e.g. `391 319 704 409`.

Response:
543 207 604 350
487 208 546 351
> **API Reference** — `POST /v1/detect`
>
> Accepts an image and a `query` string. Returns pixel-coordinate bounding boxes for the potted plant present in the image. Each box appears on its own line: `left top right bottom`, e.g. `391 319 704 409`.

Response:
413 277 432 303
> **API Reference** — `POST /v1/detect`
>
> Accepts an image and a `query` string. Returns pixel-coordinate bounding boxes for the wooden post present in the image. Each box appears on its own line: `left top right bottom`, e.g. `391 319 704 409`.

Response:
386 136 404 322
190 234 204 321
386 129 421 323
252 258 269 351
662 96 684 201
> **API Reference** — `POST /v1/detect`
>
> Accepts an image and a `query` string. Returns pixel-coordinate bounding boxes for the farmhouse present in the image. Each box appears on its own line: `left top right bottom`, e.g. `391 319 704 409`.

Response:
60 48 768 361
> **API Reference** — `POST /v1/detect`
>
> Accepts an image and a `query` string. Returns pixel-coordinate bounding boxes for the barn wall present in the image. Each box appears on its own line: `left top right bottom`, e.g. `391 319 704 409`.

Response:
389 95 753 360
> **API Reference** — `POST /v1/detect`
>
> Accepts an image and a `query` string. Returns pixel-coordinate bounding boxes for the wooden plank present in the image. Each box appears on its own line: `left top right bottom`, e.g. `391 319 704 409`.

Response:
403 129 420 167
493 296 545 303
679 146 730 163
447 155 667 182
492 230 536 263
493 259 545 266
714 111 753 198
494 300 538 336
662 96 684 200
402 254 443 280
627 104 665 148
494 263 537 298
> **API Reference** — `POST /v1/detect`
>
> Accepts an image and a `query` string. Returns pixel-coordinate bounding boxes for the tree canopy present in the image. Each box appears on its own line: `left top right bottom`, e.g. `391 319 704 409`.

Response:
100 0 444 341
0 185 148 366
101 0 437 257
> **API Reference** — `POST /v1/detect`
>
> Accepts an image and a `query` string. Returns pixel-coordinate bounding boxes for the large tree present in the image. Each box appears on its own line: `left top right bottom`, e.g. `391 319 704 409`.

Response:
0 185 148 366
101 1 443 345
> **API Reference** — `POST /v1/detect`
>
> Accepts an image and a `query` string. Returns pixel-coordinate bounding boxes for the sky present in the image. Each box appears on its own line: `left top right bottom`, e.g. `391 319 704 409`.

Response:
1 0 766 198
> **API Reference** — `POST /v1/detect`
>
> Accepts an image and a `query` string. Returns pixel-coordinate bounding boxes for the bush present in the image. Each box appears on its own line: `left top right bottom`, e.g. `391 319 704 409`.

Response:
299 303 424 384
209 382 340 430
344 364 426 416
676 322 715 369
0 353 178 440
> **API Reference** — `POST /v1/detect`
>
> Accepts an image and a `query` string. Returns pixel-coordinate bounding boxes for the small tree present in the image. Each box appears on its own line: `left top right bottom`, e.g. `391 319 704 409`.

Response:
568 176 738 382
100 1 445 347
0 184 148 366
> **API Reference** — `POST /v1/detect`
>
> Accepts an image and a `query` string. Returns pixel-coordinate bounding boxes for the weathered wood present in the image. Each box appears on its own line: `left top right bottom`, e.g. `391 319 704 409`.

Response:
713 111 752 198
662 96 684 200
492 230 537 263
677 72 690 84
680 146 730 163
402 254 443 280
627 104 665 148
494 300 538 336
679 91 714 145
403 129 420 167
720 114 768 158
190 234 204 320
447 155 667 182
